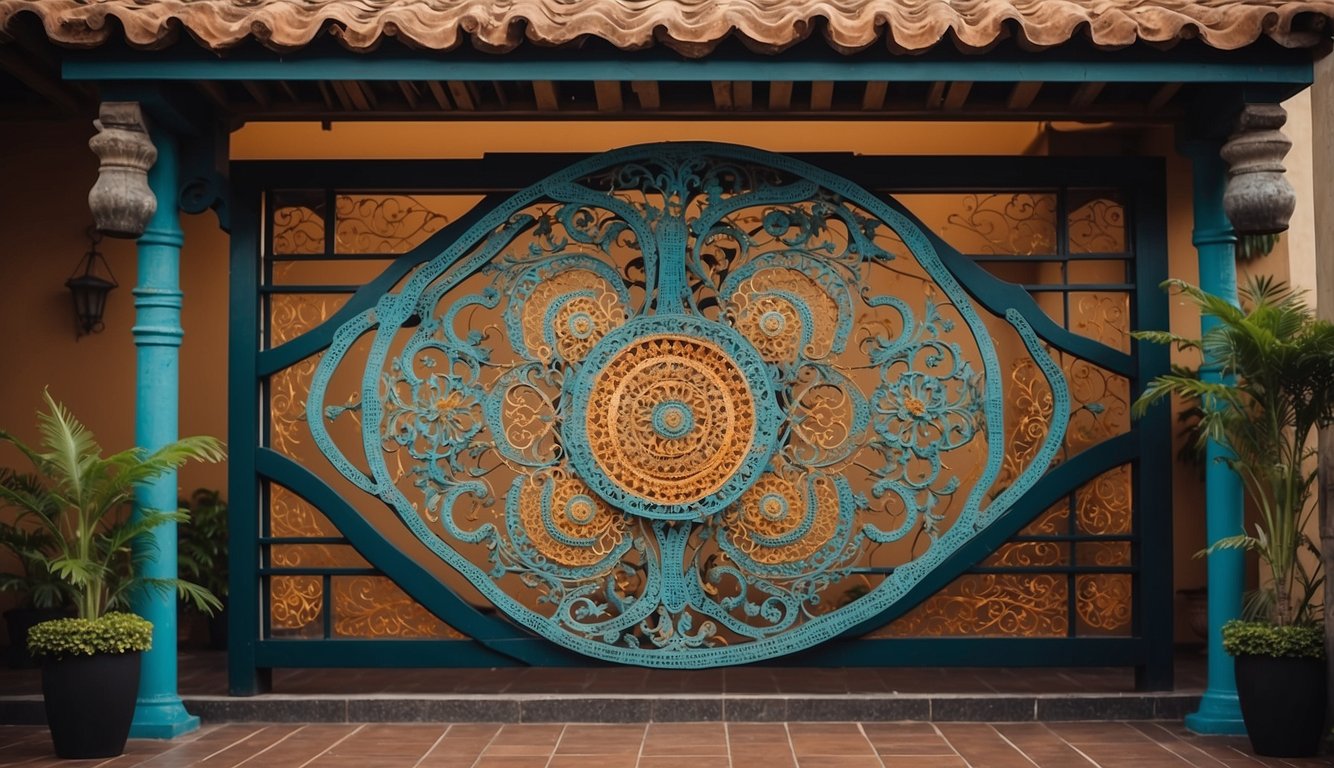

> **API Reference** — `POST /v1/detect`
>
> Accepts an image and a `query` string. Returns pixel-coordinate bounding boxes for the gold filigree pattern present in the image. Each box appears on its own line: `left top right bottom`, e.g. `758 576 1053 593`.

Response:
994 357 1054 499
984 541 1068 567
270 354 322 458
944 193 1057 256
270 575 322 634
1064 358 1130 456
1076 465 1132 535
1071 293 1130 352
724 471 839 565
335 195 450 254
272 203 324 255
1067 196 1127 254
333 576 465 638
518 470 630 567
1076 574 1132 632
586 334 757 506
875 574 1068 637
725 268 841 363
522 270 627 363
270 294 343 347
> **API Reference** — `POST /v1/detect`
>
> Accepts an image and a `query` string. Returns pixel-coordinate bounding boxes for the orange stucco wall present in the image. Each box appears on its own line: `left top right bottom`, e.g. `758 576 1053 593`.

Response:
1 114 1265 647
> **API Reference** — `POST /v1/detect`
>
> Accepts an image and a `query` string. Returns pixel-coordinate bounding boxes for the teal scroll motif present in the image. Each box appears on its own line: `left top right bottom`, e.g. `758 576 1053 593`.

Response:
309 143 1070 666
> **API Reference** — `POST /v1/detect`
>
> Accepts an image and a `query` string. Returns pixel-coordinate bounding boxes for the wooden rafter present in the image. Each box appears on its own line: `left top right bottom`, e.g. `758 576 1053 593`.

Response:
926 81 947 109
1007 81 1042 110
712 81 733 110
1147 82 1183 111
733 81 753 110
943 81 972 111
448 81 476 110
594 81 622 111
810 81 834 110
632 81 660 110
533 80 560 111
769 81 793 110
426 81 451 110
1071 81 1106 109
862 81 888 111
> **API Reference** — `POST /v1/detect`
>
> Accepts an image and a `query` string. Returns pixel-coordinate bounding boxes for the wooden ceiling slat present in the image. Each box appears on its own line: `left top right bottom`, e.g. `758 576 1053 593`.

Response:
329 81 356 111
769 81 793 110
632 81 660 110
426 81 451 110
712 81 734 109
241 81 271 107
943 81 972 111
492 81 510 108
397 81 420 109
594 81 623 111
810 81 834 110
196 81 230 110
733 81 753 110
1071 81 1106 108
534 80 561 110
448 81 476 110
1006 81 1042 110
862 81 888 110
926 81 947 109
1147 82 1183 111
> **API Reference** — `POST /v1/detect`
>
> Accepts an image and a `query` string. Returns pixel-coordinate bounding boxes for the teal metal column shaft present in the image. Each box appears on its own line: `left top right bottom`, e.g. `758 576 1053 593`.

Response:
129 128 198 739
1182 141 1246 736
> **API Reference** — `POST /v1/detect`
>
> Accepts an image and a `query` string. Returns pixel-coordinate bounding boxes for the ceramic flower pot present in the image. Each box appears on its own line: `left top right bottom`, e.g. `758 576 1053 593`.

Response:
40 651 141 759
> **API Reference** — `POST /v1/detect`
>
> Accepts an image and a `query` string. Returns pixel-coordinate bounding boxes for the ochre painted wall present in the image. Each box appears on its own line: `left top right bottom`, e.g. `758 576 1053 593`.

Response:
4 115 1279 647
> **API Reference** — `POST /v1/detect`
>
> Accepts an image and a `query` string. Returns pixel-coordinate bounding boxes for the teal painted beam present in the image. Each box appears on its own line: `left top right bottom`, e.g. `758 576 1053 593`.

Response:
62 53 1314 85
128 128 200 740
1181 140 1246 737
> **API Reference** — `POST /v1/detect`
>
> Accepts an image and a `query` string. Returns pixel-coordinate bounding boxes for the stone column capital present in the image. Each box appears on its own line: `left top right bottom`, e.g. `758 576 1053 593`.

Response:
88 101 158 239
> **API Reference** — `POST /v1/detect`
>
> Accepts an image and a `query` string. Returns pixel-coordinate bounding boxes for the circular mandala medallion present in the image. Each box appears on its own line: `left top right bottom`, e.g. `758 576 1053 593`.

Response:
566 316 779 520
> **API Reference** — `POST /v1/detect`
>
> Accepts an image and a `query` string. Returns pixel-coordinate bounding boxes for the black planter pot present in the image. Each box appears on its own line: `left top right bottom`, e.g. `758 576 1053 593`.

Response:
4 608 75 669
41 651 141 759
1234 654 1328 758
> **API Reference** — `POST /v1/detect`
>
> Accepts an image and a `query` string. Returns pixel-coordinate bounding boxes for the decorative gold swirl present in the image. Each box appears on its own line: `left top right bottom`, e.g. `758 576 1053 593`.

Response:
524 269 627 363
272 204 324 255
943 193 1057 256
269 354 322 458
270 575 322 634
334 195 450 254
1071 293 1130 352
1067 197 1126 254
518 470 629 567
994 356 1054 498
1076 574 1132 631
984 541 1067 567
333 576 465 638
585 334 756 506
1076 465 1132 535
725 268 840 363
875 574 1068 637
724 471 839 565
270 294 343 347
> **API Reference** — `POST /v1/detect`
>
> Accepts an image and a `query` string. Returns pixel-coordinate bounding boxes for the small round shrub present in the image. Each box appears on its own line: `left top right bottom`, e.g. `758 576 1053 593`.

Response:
1221 619 1324 660
27 612 153 658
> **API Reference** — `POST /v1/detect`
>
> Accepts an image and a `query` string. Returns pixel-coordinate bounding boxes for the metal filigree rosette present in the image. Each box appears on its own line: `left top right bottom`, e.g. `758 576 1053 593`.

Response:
566 316 779 521
310 143 1070 667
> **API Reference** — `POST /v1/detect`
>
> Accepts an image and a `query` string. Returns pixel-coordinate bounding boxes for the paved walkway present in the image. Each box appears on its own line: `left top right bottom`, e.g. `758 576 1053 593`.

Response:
1 722 1329 768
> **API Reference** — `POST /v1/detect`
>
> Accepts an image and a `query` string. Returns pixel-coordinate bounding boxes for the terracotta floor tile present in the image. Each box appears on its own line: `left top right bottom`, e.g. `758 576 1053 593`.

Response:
471 756 552 768
642 723 728 756
882 758 969 768
547 755 638 768
794 755 884 768
639 756 732 768
731 756 798 768
554 724 645 755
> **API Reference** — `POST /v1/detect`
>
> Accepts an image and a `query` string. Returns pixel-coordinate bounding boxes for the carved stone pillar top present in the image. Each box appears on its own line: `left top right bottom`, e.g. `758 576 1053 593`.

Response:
1220 103 1296 237
88 101 158 239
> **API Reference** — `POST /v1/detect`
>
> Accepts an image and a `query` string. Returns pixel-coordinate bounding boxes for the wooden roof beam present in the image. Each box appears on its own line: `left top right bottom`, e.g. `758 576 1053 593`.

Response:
810 81 833 110
1147 82 1183 112
1007 81 1043 110
0 46 82 114
632 81 659 110
862 81 888 111
769 81 792 111
733 81 753 110
426 81 451 110
943 81 972 111
1071 81 1106 109
448 81 476 110
594 81 623 112
397 81 420 109
712 81 733 110
533 80 560 111
241 80 271 107
926 81 946 109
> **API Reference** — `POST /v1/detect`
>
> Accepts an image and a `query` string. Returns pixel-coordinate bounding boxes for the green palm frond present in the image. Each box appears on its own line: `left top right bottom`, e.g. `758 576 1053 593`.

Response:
1135 277 1334 626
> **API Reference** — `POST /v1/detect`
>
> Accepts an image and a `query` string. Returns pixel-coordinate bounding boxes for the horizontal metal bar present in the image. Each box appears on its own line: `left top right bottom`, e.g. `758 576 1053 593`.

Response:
259 567 379 576
259 536 349 544
968 566 1136 574
1020 283 1133 292
260 285 361 294
63 53 1315 85
968 252 1132 262
1010 534 1137 543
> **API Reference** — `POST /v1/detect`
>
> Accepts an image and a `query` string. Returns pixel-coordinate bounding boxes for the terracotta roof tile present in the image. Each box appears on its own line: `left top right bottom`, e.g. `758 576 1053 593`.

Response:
1 0 1330 56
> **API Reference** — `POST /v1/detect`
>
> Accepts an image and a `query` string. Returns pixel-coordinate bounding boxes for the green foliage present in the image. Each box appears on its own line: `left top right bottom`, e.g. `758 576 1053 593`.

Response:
1133 277 1334 627
1221 619 1325 659
0 391 227 620
178 489 228 602
27 611 153 658
0 469 75 609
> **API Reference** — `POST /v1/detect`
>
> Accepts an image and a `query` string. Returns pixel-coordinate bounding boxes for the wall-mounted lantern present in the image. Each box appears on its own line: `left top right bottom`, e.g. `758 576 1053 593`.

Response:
66 227 117 339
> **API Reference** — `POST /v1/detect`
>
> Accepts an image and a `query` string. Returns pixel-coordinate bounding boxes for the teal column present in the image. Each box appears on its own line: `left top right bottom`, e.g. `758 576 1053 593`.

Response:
1182 141 1247 736
128 127 198 739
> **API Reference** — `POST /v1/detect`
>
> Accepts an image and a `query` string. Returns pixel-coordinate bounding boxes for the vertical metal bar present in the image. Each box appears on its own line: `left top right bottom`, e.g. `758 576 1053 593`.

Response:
128 128 197 739
228 178 268 696
1132 164 1175 691
1181 140 1245 730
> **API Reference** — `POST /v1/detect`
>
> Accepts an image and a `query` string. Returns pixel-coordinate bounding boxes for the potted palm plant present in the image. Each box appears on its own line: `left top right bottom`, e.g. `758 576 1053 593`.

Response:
178 488 228 649
1133 276 1333 758
0 391 224 759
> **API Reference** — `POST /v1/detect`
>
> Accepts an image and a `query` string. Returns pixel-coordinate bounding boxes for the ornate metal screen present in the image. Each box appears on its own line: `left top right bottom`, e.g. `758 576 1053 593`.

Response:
229 146 1171 688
